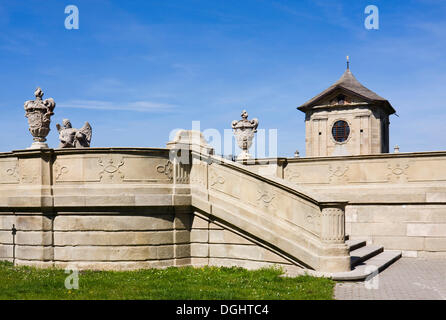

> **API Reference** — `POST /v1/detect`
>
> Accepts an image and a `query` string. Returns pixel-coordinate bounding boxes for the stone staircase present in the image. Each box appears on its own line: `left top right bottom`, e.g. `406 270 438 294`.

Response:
331 236 402 281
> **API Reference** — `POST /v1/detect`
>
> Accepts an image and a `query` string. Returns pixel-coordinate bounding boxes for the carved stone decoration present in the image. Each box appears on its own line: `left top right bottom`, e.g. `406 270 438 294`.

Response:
328 164 349 183
232 110 259 160
156 161 173 180
257 188 276 208
387 162 409 182
320 205 345 243
56 119 92 148
24 87 56 149
54 162 69 181
175 162 190 184
5 164 20 182
98 157 124 182
209 170 225 187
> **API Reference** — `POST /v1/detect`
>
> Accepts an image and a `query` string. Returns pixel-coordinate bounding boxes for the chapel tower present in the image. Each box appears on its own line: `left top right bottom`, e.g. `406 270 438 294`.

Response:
298 60 395 157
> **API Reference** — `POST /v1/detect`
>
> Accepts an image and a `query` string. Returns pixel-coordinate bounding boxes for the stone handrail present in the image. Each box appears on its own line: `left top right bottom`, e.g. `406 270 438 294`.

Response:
167 130 350 272
0 136 350 272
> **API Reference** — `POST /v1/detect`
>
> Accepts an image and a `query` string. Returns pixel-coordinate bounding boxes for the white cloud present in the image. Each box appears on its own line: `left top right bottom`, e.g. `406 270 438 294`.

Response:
58 100 175 112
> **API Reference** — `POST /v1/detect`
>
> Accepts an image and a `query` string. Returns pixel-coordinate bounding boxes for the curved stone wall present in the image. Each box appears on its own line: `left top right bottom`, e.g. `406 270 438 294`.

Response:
247 152 446 257
0 143 350 272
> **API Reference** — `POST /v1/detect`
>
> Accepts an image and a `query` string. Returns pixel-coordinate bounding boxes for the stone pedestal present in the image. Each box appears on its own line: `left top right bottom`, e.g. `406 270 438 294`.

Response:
28 142 49 149
318 202 350 272
321 204 346 244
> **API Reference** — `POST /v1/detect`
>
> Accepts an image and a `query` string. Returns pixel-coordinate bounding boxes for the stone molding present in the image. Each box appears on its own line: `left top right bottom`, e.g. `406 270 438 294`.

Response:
0 135 351 272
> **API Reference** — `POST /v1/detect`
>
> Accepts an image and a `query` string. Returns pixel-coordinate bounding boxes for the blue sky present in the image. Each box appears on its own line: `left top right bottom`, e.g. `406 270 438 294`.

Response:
1 0 445 156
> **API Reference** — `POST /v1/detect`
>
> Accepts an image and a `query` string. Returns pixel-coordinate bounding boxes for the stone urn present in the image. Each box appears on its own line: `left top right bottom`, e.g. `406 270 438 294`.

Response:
24 88 56 149
231 110 259 160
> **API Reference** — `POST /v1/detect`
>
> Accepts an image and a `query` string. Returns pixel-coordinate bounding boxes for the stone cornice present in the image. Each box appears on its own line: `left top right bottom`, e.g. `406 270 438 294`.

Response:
239 150 446 165
285 150 446 163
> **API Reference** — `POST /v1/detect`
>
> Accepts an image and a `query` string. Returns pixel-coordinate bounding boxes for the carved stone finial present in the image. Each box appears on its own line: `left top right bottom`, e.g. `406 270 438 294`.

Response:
231 109 259 160
34 87 44 99
56 119 92 148
24 87 56 149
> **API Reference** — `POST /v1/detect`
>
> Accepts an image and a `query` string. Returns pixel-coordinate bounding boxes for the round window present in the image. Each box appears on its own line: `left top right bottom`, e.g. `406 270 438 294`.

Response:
332 120 350 143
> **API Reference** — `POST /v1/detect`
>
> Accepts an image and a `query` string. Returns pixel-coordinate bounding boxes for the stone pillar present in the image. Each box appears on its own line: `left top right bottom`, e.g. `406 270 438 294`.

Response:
167 130 214 206
12 149 54 208
6 149 55 267
318 202 350 272
320 203 346 244
165 148 191 185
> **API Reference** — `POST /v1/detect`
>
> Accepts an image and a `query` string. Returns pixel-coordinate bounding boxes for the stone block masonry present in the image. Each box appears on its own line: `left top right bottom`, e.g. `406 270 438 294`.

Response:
1 143 345 272
246 151 446 257
0 209 301 271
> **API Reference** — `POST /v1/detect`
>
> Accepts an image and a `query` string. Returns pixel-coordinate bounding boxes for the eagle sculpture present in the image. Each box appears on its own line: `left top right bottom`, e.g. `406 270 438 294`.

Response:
56 119 92 148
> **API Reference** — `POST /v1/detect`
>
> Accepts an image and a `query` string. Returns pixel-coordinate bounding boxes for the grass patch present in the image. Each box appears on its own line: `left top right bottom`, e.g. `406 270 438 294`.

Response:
0 261 334 300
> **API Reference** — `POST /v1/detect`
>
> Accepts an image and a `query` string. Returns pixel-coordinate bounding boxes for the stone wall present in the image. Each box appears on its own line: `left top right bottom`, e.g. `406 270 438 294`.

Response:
188 211 295 270
0 145 348 272
0 213 53 265
305 105 389 157
346 205 446 258
0 208 298 271
246 151 446 257
188 151 350 272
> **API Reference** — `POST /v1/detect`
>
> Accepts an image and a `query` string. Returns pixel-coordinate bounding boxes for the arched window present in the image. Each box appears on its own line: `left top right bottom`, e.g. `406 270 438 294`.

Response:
332 120 350 142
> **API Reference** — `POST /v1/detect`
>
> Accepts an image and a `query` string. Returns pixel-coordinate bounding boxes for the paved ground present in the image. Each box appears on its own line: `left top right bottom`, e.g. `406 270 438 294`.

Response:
335 257 446 300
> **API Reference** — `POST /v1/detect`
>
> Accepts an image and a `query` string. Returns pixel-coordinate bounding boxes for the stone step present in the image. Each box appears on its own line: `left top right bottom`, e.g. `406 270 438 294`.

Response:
345 239 367 252
331 250 402 281
350 244 384 267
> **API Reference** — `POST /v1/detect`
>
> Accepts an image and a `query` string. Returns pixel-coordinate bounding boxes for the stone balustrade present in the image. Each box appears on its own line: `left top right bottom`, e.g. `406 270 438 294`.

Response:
0 132 351 273
245 152 446 258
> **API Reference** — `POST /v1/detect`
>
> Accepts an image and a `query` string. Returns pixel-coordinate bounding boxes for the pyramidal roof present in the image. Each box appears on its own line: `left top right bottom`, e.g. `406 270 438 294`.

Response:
298 68 395 114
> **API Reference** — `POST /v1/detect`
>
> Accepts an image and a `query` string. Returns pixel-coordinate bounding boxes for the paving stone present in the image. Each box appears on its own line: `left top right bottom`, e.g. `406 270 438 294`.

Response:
335 257 446 300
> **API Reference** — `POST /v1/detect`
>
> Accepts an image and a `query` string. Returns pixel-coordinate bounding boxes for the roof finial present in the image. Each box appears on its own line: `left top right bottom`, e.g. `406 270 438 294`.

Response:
346 55 350 70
